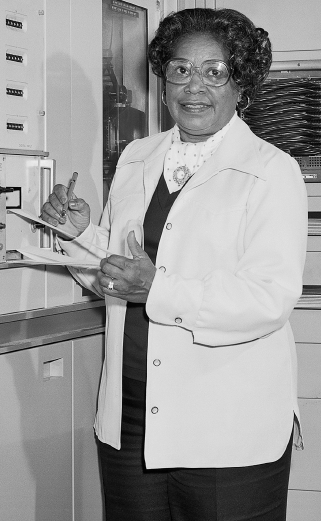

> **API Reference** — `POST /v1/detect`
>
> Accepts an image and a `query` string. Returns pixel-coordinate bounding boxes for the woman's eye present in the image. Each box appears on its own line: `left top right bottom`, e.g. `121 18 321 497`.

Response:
207 68 220 77
176 66 189 76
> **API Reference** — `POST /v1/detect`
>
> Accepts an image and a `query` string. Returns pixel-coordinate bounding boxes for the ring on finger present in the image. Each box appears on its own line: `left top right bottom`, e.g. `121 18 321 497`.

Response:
108 280 114 290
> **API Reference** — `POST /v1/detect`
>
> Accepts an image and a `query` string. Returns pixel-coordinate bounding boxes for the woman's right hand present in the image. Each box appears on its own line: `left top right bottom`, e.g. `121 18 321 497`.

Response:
41 184 90 238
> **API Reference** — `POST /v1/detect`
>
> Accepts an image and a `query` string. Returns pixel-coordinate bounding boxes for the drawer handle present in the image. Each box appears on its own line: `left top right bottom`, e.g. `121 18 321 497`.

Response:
43 358 63 380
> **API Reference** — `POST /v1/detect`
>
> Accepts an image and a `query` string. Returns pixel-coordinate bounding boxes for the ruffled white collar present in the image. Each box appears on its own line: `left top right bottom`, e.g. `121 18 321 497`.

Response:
163 112 237 193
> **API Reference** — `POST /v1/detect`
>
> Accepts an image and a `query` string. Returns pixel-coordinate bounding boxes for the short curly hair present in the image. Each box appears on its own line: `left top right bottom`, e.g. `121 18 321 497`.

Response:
148 8 272 108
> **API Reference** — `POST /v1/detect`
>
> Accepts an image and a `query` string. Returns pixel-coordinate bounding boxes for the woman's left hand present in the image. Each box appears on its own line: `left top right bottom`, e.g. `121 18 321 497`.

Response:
98 231 156 303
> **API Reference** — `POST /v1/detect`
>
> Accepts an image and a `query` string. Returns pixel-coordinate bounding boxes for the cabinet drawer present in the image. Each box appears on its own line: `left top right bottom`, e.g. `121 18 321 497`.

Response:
307 185 321 198
307 236 321 252
287 490 321 521
290 309 321 343
289 399 321 491
303 252 321 285
0 342 72 520
308 196 321 212
296 343 321 398
0 266 45 314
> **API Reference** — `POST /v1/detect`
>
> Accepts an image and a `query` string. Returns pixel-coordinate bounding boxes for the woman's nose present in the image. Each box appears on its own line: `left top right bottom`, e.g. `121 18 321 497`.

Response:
184 70 206 93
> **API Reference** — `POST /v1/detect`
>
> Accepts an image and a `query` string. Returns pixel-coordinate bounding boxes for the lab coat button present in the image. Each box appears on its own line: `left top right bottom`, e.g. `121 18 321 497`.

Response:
166 223 172 230
153 359 161 366
151 407 159 414
159 266 166 272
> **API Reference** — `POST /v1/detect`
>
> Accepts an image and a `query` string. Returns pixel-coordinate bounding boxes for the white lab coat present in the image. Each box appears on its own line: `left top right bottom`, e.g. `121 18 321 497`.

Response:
62 116 307 468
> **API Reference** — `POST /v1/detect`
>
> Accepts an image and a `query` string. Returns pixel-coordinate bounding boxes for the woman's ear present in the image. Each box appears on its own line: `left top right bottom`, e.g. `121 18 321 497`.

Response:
237 91 250 111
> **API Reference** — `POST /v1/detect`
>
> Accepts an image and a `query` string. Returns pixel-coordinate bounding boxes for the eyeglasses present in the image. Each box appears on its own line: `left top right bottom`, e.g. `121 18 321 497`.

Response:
163 59 232 87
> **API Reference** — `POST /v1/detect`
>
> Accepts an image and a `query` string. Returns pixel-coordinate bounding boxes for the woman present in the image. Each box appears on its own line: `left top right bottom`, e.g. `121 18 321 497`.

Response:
42 8 308 521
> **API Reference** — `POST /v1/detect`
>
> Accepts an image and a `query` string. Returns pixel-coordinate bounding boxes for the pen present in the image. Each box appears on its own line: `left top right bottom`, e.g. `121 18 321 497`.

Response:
61 171 78 217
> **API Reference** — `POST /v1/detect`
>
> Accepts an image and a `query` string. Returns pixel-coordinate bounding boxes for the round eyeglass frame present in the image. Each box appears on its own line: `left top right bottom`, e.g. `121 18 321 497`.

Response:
163 58 232 87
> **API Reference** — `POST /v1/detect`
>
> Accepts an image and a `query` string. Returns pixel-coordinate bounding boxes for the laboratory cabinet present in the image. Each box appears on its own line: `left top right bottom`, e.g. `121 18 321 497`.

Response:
0 0 104 308
287 183 321 518
215 0 321 62
73 334 105 521
287 491 321 521
0 311 105 521
288 313 321 520
0 342 73 520
165 0 321 63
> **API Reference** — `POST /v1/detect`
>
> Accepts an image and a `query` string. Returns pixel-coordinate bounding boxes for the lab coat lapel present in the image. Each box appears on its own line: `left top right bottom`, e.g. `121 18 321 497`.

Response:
113 130 172 225
180 117 266 195
142 130 173 211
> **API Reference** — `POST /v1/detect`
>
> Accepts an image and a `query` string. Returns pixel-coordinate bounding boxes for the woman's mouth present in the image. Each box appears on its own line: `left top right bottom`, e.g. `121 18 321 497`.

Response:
181 103 211 113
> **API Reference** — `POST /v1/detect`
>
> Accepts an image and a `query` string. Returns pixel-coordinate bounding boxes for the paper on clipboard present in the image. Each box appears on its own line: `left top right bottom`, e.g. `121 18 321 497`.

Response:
8 208 76 239
15 245 101 269
9 210 143 264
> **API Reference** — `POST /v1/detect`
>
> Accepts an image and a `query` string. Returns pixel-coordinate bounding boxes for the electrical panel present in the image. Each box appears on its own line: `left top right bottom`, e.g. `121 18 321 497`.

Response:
0 0 49 266
0 0 45 153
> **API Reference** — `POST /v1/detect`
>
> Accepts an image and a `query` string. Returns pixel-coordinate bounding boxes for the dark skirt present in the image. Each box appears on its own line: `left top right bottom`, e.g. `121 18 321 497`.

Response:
98 376 293 521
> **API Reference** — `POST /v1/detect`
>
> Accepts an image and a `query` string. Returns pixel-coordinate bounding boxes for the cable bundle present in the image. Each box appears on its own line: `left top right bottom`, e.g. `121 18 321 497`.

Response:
243 77 321 156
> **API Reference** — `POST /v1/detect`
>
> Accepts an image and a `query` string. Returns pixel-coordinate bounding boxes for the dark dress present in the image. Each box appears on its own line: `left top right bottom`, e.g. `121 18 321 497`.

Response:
98 173 293 521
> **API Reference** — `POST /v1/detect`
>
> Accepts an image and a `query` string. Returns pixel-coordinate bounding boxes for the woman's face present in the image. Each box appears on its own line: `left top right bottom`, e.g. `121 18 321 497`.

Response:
165 34 240 142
